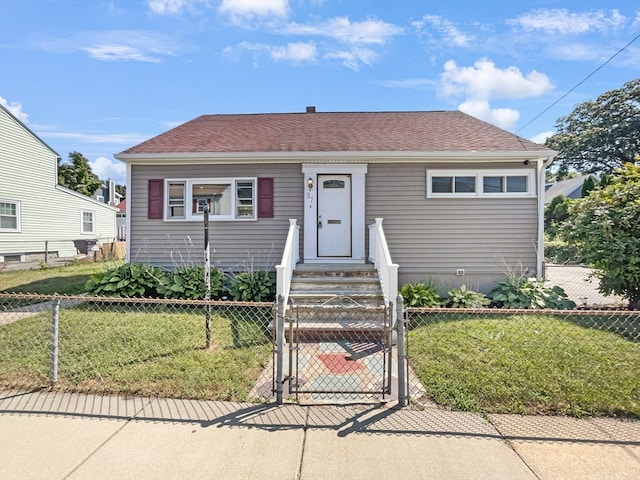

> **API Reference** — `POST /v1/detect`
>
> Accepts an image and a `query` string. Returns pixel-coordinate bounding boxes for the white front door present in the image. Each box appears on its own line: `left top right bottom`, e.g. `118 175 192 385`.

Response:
317 174 351 257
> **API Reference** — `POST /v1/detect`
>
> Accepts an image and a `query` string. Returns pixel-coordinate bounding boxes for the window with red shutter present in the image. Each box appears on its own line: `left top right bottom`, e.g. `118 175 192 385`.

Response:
258 178 274 218
148 179 163 219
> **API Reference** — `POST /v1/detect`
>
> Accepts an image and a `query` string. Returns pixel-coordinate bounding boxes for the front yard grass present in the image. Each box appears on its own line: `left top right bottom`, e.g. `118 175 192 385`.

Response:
0 304 272 402
408 313 640 418
0 261 118 295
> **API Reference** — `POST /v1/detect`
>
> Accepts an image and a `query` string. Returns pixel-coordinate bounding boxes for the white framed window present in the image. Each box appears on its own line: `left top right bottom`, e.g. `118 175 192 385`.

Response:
165 178 257 221
427 170 536 198
0 200 20 232
81 210 95 234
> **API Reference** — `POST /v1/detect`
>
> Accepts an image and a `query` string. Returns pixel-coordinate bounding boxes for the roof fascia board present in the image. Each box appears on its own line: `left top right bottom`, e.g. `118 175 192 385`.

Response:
55 185 119 211
116 150 557 164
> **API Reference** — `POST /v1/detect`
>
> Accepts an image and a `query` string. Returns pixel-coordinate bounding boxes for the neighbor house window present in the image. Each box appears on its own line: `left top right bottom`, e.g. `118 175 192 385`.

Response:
165 178 256 221
0 200 20 232
81 210 95 234
427 170 535 198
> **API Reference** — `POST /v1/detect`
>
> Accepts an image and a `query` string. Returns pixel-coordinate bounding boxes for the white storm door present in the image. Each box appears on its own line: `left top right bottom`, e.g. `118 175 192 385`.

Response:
317 174 351 257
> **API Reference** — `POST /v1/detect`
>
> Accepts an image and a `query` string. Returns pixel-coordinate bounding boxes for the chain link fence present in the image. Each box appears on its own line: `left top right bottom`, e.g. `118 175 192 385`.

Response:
283 302 392 403
0 293 273 402
2 292 639 417
403 307 640 417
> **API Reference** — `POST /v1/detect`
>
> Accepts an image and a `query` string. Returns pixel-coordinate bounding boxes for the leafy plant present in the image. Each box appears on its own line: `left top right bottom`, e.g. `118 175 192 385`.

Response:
228 269 275 302
561 163 640 310
86 263 165 298
158 266 224 300
489 277 575 309
400 281 441 307
444 285 489 308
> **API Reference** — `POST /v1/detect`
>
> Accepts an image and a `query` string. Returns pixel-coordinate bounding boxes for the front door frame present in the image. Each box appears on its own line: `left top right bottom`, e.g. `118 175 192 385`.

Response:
302 163 367 263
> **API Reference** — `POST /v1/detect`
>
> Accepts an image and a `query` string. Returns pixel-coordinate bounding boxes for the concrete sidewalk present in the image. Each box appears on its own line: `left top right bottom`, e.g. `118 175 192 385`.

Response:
1 391 638 480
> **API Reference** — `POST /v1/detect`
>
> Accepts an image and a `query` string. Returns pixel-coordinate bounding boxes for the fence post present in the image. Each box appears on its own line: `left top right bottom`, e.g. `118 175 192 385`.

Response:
275 294 285 405
396 294 407 407
50 294 60 387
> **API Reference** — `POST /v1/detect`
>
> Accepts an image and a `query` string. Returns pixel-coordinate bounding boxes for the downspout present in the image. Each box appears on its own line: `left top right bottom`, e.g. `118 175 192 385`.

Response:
536 156 555 279
125 163 132 263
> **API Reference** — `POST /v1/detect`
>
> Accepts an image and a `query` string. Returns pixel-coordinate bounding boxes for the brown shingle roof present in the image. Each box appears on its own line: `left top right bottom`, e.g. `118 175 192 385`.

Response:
120 110 550 155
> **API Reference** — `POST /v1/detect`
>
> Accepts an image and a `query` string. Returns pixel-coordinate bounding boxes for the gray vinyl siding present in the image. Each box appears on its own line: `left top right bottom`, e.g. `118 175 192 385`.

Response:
0 107 116 260
129 164 303 270
366 163 539 292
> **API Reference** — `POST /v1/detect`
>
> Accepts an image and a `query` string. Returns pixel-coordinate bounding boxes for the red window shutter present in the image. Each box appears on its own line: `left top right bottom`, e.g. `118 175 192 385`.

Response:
258 178 274 218
148 179 163 219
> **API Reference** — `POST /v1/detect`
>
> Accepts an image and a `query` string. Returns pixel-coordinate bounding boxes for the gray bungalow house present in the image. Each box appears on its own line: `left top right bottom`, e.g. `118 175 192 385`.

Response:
116 108 556 295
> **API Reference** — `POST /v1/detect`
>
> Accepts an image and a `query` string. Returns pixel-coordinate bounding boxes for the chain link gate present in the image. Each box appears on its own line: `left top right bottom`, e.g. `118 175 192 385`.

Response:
279 296 392 403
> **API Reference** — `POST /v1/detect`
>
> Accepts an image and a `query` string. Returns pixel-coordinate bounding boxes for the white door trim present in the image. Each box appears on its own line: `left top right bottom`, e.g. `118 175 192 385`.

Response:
302 163 367 263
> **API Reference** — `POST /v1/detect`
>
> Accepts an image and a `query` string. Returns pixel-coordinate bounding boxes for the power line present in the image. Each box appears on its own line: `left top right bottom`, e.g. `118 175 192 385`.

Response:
518 31 640 134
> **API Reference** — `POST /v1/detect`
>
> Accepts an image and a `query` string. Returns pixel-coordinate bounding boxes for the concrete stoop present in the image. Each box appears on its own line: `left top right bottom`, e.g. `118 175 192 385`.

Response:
286 264 387 342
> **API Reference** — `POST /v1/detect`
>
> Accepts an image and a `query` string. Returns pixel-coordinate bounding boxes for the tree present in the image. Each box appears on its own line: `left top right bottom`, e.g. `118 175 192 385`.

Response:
58 151 103 196
115 184 126 199
561 163 640 310
544 194 573 238
545 79 640 179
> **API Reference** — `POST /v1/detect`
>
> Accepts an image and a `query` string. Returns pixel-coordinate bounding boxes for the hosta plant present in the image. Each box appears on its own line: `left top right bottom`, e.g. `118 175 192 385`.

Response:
86 263 165 298
444 285 490 308
157 265 224 300
228 269 276 302
489 277 575 309
400 281 441 307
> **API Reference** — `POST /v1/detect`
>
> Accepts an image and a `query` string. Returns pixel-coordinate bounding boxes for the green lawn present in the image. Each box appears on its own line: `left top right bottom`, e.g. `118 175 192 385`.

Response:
0 304 272 401
408 313 640 418
0 261 119 295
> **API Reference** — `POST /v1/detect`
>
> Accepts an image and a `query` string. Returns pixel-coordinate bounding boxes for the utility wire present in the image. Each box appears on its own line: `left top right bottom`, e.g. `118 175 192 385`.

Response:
518 31 640 134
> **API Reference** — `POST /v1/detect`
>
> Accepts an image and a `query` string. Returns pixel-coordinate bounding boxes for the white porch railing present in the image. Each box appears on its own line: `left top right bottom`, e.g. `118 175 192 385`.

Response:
276 219 300 307
368 218 399 309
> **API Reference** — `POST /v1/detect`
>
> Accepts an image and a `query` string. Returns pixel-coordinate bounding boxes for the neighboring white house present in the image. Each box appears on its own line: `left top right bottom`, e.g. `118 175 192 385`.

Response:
0 104 117 263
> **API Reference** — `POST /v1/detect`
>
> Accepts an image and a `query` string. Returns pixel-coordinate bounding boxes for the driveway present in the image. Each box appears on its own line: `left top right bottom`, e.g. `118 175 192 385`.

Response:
545 264 627 308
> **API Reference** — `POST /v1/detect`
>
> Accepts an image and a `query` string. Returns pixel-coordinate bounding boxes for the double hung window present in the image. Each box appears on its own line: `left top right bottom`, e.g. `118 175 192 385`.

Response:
81 210 95 234
0 200 20 231
165 178 257 221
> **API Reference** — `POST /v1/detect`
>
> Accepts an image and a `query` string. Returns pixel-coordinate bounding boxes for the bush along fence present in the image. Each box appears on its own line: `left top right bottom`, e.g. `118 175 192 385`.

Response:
1 291 638 418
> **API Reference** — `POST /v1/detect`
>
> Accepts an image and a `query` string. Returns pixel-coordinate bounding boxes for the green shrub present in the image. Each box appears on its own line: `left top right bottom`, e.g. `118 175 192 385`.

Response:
489 277 575 309
228 270 275 302
157 266 224 299
544 236 584 264
400 281 441 307
86 263 165 298
444 285 489 308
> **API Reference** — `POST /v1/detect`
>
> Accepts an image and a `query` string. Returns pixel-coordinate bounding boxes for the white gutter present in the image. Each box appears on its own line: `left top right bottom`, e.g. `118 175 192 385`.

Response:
536 155 557 279
116 150 555 165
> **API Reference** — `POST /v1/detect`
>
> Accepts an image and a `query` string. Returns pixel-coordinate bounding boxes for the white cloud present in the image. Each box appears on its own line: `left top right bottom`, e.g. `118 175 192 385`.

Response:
0 96 29 123
458 99 520 131
375 78 436 90
412 15 474 47
440 59 553 100
32 30 180 63
219 0 288 19
281 16 403 45
270 42 317 62
38 130 148 145
82 44 162 63
508 8 627 35
89 156 126 185
530 131 554 145
235 41 316 64
147 0 191 15
325 47 377 71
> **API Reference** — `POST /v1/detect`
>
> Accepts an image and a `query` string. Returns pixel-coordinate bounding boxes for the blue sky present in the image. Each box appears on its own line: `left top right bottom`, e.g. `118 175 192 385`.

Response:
1 0 638 186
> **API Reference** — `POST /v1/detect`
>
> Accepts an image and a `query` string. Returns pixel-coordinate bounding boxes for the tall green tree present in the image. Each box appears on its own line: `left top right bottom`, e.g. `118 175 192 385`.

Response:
545 78 639 179
58 151 103 196
562 163 640 310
